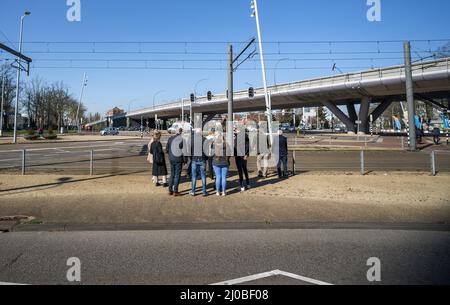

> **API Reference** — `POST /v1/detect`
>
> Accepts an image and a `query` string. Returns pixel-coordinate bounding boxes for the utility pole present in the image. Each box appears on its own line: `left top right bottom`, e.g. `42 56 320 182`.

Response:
75 72 87 133
404 41 417 151
0 72 5 137
227 44 234 146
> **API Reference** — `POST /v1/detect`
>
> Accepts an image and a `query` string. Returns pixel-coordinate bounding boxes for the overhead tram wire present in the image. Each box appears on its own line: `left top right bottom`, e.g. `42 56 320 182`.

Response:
4 39 450 44
27 65 399 71
2 39 446 72
6 56 417 62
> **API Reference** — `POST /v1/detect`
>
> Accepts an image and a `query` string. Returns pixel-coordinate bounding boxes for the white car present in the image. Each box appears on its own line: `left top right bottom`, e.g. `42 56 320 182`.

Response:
168 122 192 134
100 127 119 136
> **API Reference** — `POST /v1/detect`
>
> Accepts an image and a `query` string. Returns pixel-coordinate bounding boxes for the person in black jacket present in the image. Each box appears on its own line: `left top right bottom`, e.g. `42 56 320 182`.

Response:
166 128 186 196
188 128 208 197
150 131 168 187
277 130 289 179
234 128 251 192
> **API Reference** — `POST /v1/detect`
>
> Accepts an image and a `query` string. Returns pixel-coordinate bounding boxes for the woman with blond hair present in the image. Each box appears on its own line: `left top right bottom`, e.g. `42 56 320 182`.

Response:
212 133 231 196
149 131 168 187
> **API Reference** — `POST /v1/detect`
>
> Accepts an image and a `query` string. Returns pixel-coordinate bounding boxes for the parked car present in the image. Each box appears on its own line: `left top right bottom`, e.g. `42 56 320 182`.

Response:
100 127 119 136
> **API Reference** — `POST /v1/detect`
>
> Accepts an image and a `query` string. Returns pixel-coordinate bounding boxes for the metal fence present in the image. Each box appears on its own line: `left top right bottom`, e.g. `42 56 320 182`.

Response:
0 145 449 176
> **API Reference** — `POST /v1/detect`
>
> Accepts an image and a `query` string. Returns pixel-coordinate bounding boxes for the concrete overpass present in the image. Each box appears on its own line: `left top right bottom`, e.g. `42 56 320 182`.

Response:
127 58 450 133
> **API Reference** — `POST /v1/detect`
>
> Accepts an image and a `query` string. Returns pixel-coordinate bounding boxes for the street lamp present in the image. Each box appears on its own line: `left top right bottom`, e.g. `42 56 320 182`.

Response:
12 11 31 144
152 90 165 109
127 98 139 113
274 58 291 86
1 72 5 137
75 72 88 133
251 0 272 144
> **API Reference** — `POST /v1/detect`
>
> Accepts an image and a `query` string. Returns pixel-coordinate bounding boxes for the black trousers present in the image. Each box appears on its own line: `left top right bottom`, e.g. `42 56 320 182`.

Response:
207 157 214 179
235 157 250 188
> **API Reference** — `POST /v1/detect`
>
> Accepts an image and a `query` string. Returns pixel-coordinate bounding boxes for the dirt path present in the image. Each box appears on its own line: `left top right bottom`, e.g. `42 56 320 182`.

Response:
0 173 449 225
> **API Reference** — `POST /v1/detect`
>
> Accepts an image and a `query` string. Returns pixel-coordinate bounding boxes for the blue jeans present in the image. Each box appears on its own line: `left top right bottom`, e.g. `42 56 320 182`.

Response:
213 165 229 193
169 162 183 193
191 160 207 195
277 156 288 177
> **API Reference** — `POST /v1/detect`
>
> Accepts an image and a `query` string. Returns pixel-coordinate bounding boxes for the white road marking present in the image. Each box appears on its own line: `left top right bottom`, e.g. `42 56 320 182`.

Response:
0 142 141 153
211 270 333 286
0 281 28 285
0 158 21 162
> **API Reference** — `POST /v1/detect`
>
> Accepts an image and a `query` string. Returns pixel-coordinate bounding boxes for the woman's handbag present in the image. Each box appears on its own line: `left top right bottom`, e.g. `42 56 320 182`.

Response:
147 153 153 164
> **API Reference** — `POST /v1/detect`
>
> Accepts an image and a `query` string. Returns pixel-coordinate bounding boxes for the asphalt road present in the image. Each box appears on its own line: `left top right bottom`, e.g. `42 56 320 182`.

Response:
0 228 449 285
0 137 449 175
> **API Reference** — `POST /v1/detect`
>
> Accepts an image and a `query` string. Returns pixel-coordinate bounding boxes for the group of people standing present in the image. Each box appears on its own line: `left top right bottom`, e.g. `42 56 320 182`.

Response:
147 127 289 197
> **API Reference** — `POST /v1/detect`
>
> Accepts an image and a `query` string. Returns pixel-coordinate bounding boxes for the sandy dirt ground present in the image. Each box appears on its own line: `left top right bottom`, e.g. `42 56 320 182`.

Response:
0 172 449 225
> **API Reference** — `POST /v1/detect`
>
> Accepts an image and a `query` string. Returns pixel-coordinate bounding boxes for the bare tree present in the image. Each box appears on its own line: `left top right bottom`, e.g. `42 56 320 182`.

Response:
0 63 18 130
22 77 84 130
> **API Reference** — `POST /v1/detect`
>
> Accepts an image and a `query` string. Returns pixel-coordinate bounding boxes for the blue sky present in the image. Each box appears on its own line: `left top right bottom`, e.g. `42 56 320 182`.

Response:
1 0 450 115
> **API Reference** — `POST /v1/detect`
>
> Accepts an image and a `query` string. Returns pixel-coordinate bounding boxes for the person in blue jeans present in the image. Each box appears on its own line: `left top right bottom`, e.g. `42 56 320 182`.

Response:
189 128 208 197
277 130 289 179
166 128 186 196
212 134 231 197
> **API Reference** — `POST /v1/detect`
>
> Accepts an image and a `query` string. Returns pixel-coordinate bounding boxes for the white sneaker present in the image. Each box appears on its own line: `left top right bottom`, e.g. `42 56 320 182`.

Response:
216 192 221 197
222 192 227 197
189 192 195 197
240 187 245 193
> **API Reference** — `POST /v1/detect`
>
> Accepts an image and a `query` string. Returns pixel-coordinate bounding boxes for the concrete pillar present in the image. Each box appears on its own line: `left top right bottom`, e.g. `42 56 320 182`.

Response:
126 117 130 128
322 101 356 133
346 102 358 125
359 97 371 134
371 100 393 122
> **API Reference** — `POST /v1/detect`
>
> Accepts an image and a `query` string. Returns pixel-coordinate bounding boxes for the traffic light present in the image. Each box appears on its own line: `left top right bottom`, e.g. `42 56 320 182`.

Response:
190 94 195 103
207 91 212 101
248 87 255 98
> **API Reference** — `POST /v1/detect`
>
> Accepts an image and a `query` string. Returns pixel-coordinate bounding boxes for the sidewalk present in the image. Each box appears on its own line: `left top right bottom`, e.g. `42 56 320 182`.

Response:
0 173 449 228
